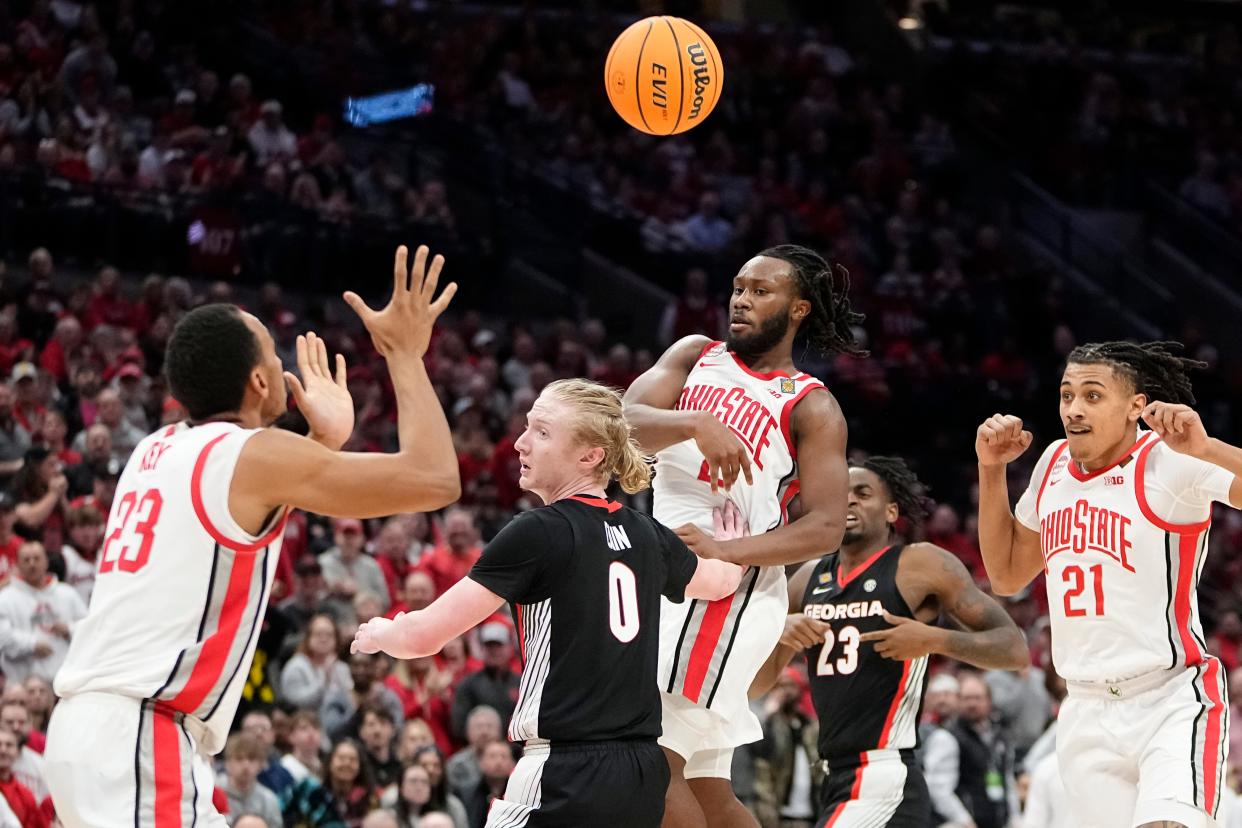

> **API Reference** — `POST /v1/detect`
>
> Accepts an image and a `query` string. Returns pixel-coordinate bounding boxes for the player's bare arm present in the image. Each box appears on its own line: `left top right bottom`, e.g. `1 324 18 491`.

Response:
353 577 506 659
859 543 1027 669
623 334 755 493
677 389 847 566
748 559 828 699
975 413 1044 594
1143 401 1242 507
231 245 462 530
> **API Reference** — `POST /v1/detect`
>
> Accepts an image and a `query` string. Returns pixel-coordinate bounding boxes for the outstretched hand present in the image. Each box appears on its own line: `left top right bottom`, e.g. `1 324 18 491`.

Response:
285 331 353 450
344 244 457 360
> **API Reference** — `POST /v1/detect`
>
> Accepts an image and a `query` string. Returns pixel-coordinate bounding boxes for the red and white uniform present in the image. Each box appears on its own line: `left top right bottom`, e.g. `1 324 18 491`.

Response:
654 340 825 777
46 421 287 828
1016 431 1232 827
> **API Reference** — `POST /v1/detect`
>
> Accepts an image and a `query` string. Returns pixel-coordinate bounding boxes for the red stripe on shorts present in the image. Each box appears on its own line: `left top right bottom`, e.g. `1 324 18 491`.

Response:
681 593 737 703
152 708 183 828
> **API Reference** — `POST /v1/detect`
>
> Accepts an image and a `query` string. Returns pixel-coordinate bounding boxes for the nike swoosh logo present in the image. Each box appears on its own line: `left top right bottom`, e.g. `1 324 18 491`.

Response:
811 586 833 595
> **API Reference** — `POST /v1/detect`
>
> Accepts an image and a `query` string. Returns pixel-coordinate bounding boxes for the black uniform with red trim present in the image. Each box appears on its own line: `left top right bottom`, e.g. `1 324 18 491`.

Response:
467 494 699 827
799 544 931 828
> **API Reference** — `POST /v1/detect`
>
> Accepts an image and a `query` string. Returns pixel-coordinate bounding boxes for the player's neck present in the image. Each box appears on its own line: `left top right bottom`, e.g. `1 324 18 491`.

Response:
1075 426 1141 473
729 344 795 376
191 409 260 429
838 536 891 571
543 477 607 506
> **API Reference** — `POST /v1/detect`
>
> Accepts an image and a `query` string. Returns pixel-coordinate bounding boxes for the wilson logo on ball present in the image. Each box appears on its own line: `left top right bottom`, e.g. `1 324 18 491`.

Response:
687 42 711 120
604 15 723 136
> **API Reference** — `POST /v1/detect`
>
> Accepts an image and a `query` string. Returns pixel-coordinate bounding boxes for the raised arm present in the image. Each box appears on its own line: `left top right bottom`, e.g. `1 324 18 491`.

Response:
679 389 847 567
623 335 754 492
230 245 462 526
622 335 711 454
1142 401 1242 507
976 414 1044 595
859 543 1028 670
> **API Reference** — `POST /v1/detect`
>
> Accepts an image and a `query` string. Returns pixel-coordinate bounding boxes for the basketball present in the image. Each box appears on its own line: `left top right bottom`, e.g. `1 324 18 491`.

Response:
604 16 723 136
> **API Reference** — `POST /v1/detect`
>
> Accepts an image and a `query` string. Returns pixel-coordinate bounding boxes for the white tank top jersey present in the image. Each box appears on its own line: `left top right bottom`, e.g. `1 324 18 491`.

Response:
654 340 826 728
1015 431 1234 683
54 421 287 754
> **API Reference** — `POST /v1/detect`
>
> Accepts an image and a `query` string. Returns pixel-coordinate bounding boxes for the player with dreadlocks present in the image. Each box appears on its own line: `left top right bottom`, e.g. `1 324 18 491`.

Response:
977 340 1242 828
750 456 1026 827
623 245 862 828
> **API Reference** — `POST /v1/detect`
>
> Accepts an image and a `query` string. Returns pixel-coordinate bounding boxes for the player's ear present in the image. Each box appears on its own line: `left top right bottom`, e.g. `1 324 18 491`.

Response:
1128 392 1147 424
886 502 899 525
579 445 605 472
791 297 811 322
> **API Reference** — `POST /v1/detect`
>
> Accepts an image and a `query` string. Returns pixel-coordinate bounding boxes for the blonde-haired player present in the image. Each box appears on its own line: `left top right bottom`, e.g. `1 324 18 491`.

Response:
977 341 1240 828
354 379 746 827
45 246 462 827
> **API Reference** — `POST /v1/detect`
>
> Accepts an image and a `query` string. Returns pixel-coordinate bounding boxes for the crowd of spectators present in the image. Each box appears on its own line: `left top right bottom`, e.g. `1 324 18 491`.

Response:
0 1 1236 827
920 3 1242 233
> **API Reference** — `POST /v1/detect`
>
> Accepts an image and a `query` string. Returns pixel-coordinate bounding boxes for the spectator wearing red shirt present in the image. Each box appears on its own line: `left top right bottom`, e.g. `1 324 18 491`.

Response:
86 266 134 330
386 571 436 620
40 410 79 467
416 508 483 597
373 517 413 608
384 657 455 756
1208 610 1242 672
0 728 46 828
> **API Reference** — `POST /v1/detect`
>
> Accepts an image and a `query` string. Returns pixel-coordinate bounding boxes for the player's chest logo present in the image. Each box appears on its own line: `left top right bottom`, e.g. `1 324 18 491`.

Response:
804 599 885 621
1040 497 1136 573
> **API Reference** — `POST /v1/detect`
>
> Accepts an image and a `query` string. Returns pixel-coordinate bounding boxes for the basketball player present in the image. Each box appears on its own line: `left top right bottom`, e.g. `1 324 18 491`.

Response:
977 341 1242 828
623 244 861 828
749 457 1027 826
353 379 746 827
44 245 463 827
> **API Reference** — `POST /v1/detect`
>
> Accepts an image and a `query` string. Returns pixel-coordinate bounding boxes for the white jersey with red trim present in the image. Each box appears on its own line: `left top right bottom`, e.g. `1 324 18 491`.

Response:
54 421 286 754
1015 432 1234 683
654 340 825 743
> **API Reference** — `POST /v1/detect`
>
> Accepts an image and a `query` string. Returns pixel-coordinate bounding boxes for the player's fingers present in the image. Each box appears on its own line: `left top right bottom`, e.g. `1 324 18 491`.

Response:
739 452 754 486
858 629 887 642
712 506 725 539
421 253 445 299
294 333 309 375
1019 430 1033 448
429 282 458 318
283 372 306 404
1173 410 1197 433
343 291 375 321
315 334 331 378
882 611 908 625
707 461 720 494
722 460 739 491
334 353 348 389
409 245 429 295
392 245 409 297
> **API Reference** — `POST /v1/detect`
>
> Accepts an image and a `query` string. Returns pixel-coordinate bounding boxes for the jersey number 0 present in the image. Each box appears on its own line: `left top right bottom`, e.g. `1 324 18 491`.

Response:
608 562 640 643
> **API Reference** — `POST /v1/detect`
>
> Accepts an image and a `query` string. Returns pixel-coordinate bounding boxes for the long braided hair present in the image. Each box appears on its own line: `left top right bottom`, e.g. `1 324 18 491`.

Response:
1067 341 1205 405
758 244 867 357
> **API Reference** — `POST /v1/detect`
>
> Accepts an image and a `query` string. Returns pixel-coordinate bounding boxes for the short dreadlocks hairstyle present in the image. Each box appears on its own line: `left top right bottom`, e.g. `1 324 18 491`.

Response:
859 455 931 528
757 244 867 358
1066 341 1205 406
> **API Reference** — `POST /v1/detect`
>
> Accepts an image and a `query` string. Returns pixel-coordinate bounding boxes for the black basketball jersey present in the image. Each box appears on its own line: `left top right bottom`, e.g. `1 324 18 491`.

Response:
800 544 928 761
468 494 699 743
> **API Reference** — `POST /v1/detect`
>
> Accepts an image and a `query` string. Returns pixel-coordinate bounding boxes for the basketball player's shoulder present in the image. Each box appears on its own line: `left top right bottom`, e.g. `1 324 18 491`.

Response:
663 334 717 365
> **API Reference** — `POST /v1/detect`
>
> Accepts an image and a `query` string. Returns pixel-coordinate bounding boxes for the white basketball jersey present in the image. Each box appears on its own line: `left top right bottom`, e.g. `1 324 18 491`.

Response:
55 421 286 754
1019 432 1229 683
655 340 825 730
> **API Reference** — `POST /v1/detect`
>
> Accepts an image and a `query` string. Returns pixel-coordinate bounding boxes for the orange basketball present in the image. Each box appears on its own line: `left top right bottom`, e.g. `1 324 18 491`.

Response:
604 16 723 136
